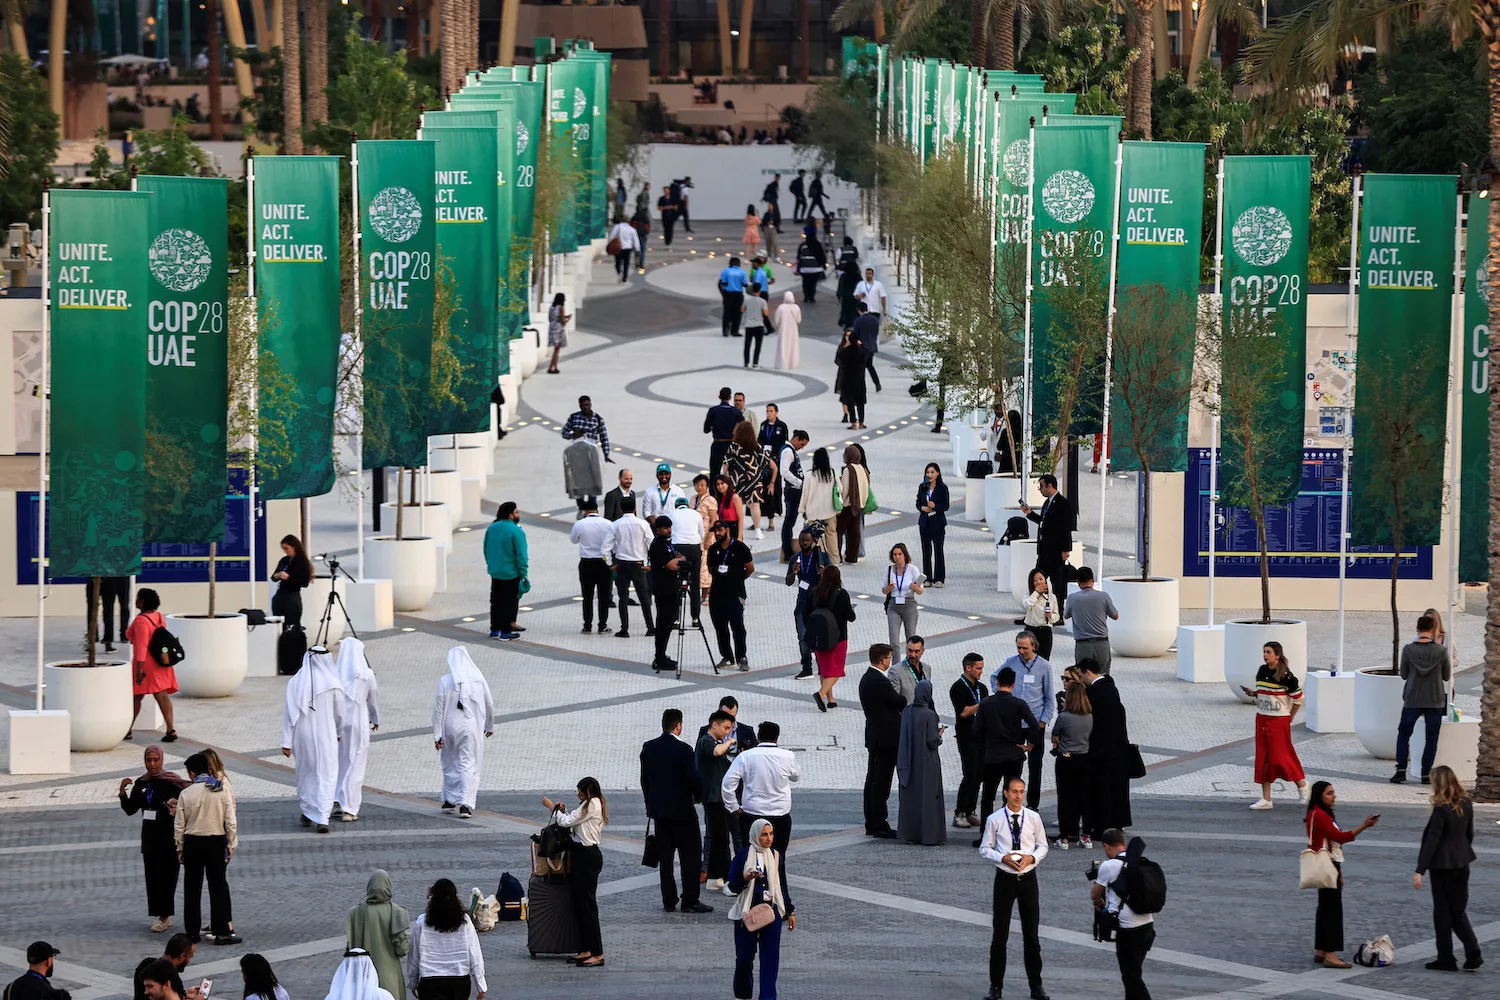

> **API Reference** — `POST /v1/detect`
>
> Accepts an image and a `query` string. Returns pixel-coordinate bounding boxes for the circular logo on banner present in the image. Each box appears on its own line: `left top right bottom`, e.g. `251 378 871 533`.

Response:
573 87 588 119
516 121 530 156
1476 258 1492 305
1002 138 1031 187
1231 206 1293 267
148 228 213 292
1040 169 1095 224
367 186 423 244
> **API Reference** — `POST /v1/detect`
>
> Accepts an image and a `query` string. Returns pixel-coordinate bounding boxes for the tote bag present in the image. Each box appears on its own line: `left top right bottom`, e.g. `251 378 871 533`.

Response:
1299 827 1339 890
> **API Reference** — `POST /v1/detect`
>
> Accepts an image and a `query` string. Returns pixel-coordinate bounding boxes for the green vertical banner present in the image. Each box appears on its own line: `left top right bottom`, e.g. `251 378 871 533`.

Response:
1111 141 1205 473
993 96 1071 250
357 140 437 470
1029 123 1118 432
49 190 151 576
1348 174 1457 547
547 58 580 252
254 155 342 500
922 59 938 159
138 175 230 542
574 52 611 238
567 56 600 244
1220 155 1311 494
423 125 501 434
1460 198 1489 581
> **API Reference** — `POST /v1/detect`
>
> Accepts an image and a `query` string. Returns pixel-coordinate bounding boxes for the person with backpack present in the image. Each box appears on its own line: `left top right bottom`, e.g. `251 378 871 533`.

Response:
126 587 179 743
1092 831 1163 1000
807 564 856 712
786 528 830 680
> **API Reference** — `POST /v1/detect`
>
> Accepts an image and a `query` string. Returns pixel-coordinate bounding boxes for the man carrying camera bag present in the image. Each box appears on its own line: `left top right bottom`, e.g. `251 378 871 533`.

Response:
1091 830 1163 1000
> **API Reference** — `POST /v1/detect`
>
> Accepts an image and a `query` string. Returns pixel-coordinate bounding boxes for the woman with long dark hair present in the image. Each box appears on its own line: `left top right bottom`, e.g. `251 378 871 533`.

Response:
835 236 861 329
240 954 288 1000
713 474 747 544
547 292 570 374
1242 642 1309 810
835 330 869 429
1305 781 1379 968
836 445 869 563
726 421 768 540
543 778 609 967
810 565 856 712
271 534 312 631
405 878 487 1000
1023 569 1061 660
798 448 840 564
1414 766 1482 970
916 462 949 587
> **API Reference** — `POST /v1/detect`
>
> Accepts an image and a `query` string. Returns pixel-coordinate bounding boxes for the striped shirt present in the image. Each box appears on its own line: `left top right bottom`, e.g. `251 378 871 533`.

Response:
561 410 610 458
1254 665 1303 717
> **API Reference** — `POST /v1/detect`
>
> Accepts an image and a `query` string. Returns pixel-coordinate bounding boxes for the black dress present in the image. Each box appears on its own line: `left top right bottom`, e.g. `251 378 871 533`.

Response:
836 342 869 406
120 775 185 916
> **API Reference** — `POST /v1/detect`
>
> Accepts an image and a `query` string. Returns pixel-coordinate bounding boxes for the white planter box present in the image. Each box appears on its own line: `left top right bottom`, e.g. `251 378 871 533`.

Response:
1354 667 1406 759
516 329 538 378
1009 539 1038 606
456 432 495 475
8 710 70 774
1176 624 1225 682
430 447 458 473
949 420 986 478
380 501 452 548
44 660 131 751
984 474 1042 531
1101 577 1178 657
427 470 464 512
303 577 347 644
1433 718 1479 783
498 374 521 424
169 613 249 698
1223 619 1307 704
996 543 1013 593
1304 670 1356 733
365 536 437 611
963 476 987 521
461 477 484 522
245 616 284 678
347 579 394 633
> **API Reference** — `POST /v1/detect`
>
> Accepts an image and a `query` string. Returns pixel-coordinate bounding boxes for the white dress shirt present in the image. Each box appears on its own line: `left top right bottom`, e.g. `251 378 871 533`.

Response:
669 505 704 545
1096 857 1153 927
978 806 1049 875
611 515 653 562
642 483 688 521
405 914 487 993
569 513 615 560
853 279 887 314
721 742 800 816
555 796 606 846
778 444 804 490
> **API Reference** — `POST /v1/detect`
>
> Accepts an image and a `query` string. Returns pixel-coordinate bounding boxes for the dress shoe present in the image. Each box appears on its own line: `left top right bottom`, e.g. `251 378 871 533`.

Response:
1030 990 1050 1000
213 934 243 946
983 989 1001 1000
1463 955 1484 970
794 668 813 679
300 815 312 827
662 902 677 912
615 631 631 639
870 828 898 839
682 902 714 913
1425 959 1459 971
316 824 330 833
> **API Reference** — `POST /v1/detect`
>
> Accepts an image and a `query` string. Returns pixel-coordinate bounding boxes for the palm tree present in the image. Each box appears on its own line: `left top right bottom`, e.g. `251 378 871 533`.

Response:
3 0 29 57
1126 0 1155 135
833 0 1066 71
305 0 327 128
1186 0 1258 85
660 0 671 77
207 0 224 139
282 0 302 152
47 0 63 124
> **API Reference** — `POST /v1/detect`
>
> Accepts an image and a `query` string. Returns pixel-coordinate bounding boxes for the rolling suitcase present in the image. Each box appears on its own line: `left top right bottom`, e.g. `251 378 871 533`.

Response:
277 626 307 676
526 874 580 958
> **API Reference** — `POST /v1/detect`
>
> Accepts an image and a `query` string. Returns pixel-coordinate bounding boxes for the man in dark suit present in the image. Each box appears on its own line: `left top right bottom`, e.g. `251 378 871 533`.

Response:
602 468 638 522
858 643 905 838
1020 474 1074 609
703 386 744 480
1080 659 1132 838
640 708 714 913
949 652 988 828
971 666 1040 837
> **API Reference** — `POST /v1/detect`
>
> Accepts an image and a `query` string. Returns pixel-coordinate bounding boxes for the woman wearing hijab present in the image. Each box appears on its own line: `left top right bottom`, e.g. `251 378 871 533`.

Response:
327 949 394 1000
836 329 869 429
118 745 190 932
335 638 381 823
837 445 869 563
773 291 801 370
727 818 796 1000
346 871 411 1000
896 680 946 845
433 648 495 818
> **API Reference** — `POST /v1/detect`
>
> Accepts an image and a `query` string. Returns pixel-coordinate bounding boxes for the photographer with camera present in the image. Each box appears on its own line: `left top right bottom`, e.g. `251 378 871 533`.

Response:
649 517 685 673
1091 830 1156 1000
707 520 755 672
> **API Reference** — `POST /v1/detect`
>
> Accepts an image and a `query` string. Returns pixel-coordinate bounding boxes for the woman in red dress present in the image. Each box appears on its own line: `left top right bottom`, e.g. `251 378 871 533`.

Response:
125 587 178 742
1242 641 1309 810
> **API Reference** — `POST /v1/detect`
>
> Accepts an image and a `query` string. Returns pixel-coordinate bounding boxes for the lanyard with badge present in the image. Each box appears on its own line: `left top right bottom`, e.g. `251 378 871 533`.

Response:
141 780 158 822
797 551 816 590
716 543 733 577
891 566 909 604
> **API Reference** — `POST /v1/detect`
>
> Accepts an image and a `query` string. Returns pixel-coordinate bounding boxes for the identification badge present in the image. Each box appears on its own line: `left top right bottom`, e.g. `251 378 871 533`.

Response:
1024 674 1037 684
894 595 905 605
141 809 157 821
717 564 729 575
798 579 809 590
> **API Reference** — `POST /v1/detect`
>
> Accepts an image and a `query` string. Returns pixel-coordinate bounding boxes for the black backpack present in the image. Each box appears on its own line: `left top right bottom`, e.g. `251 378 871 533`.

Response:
1112 838 1167 915
147 615 186 667
805 604 840 652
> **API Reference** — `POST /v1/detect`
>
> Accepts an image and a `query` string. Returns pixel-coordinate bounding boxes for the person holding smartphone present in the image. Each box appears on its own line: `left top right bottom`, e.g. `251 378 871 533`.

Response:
1305 781 1379 968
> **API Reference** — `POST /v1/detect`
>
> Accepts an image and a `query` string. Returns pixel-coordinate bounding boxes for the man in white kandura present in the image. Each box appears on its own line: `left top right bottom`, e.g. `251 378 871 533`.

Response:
335 637 381 824
433 646 495 818
282 647 345 833
326 948 394 1000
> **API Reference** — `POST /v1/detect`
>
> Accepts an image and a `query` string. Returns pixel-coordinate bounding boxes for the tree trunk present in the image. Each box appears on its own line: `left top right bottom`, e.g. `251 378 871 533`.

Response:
5 0 29 58
247 0 270 52
1181 0 1195 77
1390 510 1401 671
1375 11 1391 55
271 0 284 50
873 0 884 44
282 0 303 153
441 0 457 95
799 0 808 82
1141 467 1152 579
48 0 64 127
395 469 405 540
87 578 99 667
995 0 1016 71
658 0 670 77
737 0 753 75
222 0 257 134
408 0 421 54
1255 506 1270 622
499 0 519 66
1219 17 1241 70
1130 0 1154 137
208 541 218 616
1153 0 1170 78
1476 6 1500 801
304 0 328 130
1186 0 1213 87
970 0 988 67
716 0 731 76
206 0 225 140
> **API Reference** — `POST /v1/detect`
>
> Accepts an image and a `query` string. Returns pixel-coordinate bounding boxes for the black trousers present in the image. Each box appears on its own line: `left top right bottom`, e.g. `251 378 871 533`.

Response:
704 802 733 880
792 194 807 220
722 291 744 336
613 562 654 632
846 401 866 424
863 747 898 833
1116 923 1156 1000
809 194 828 219
489 576 520 633
654 815 702 908
662 212 678 245
680 545 703 614
1430 867 1481 963
89 577 131 643
1025 725 1047 810
743 327 765 365
955 734 981 816
271 586 303 631
1055 753 1093 841
1314 862 1343 953
680 201 693 231
990 869 1044 991
143 845 180 916
710 441 732 481
570 844 605 956
1032 625 1054 662
781 487 802 559
864 352 882 390
653 591 679 666
709 597 747 663
801 274 819 302
980 758 1025 823
578 558 611 628
416 976 471 1000
615 249 633 279
920 520 946 583
182 834 232 937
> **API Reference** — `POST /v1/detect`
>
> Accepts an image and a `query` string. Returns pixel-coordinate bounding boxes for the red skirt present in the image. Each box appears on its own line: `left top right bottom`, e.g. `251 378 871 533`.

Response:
1254 713 1304 784
814 640 847 678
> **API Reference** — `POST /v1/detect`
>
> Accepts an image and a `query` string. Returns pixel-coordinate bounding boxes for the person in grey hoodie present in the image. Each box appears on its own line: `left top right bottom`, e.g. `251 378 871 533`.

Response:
1392 612 1452 784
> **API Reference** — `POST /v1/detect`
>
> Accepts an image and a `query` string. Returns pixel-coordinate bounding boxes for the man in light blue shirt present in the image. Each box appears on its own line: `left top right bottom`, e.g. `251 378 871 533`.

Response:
991 631 1054 810
718 257 749 338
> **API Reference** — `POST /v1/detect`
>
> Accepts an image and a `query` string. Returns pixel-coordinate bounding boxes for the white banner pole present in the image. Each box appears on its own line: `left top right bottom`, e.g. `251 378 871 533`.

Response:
1336 175 1361 673
1098 134 1125 576
352 137 366 579
1208 156 1226 625
36 187 51 710
1444 192 1466 657
1020 118 1037 491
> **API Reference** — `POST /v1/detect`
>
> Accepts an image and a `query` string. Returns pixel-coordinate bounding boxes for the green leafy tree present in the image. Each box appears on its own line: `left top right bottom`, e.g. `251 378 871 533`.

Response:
1020 3 1135 117
229 44 284 145
803 75 879 188
1037 243 1110 469
303 26 436 161
1352 26 1486 175
0 51 60 229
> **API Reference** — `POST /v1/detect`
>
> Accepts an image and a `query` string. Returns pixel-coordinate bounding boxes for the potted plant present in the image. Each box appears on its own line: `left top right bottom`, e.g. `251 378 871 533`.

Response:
1098 284 1204 656
44 583 132 751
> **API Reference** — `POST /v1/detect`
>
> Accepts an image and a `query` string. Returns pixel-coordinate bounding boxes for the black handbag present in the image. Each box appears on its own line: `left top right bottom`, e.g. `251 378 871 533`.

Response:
641 819 659 868
965 450 994 479
534 820 574 859
1126 744 1148 780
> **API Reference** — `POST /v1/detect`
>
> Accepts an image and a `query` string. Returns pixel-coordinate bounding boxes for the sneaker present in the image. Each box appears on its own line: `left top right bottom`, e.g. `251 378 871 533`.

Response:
754 527 764 540
1463 955 1484 970
1426 959 1460 971
1298 784 1311 804
1053 837 1070 850
1390 769 1407 784
596 624 612 634
489 630 501 639
498 631 521 640
213 934 243 946
717 657 734 670
441 801 455 810
615 630 631 639
737 658 750 672
952 814 970 829
1421 772 1432 785
722 884 736 897
150 917 172 934
458 805 473 818
580 625 593 634
794 668 814 679
316 824 330 833
705 878 727 892
1250 798 1274 810
966 814 981 828
1079 835 1093 849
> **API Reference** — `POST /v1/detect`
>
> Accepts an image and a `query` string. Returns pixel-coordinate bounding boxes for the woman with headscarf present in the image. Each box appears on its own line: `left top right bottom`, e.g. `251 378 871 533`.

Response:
118 745 190 932
327 949 394 1000
727 818 796 1000
896 680 946 846
281 648 346 833
347 872 411 1000
836 445 869 564
836 329 869 429
335 638 381 823
433 647 496 818
773 290 801 370
835 236 861 329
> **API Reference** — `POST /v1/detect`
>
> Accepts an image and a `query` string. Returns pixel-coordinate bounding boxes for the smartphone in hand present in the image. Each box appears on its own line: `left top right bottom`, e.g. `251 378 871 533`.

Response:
199 979 214 1000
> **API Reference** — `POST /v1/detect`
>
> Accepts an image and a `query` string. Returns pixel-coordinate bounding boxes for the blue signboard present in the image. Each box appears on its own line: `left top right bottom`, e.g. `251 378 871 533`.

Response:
18 466 267 585
1182 447 1432 579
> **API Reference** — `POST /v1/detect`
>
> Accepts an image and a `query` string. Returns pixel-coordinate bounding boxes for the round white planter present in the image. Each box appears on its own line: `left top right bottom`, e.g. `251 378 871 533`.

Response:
516 330 538 379
949 419 986 479
497 373 521 424
302 577 347 644
984 474 1043 533
1354 667 1406 759
167 613 249 698
1223 618 1307 704
380 501 452 548
426 470 464 511
44 660 131 751
365 536 438 611
1102 577 1179 657
1009 539 1038 606
964 476 987 522
456 432 495 475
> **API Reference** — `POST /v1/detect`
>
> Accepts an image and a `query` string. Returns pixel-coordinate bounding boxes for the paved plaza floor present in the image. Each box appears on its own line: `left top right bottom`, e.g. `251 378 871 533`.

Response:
1 220 1496 999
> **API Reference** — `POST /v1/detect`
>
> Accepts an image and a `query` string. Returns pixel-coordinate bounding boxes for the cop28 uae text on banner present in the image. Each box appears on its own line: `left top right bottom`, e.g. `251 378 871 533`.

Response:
49 189 152 577
138 175 230 543
253 155 342 500
1460 197 1489 582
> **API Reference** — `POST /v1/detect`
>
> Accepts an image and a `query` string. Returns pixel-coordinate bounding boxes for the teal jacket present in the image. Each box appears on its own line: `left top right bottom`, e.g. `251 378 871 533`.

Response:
484 519 528 580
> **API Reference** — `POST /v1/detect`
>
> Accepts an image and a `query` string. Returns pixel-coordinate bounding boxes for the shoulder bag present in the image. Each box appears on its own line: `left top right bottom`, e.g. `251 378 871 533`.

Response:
743 901 776 932
1299 824 1339 890
641 819 659 868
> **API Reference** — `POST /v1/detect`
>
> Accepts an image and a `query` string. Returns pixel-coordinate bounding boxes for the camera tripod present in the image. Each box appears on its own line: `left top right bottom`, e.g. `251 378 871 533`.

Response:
313 555 360 648
667 577 718 679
